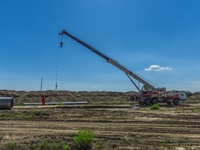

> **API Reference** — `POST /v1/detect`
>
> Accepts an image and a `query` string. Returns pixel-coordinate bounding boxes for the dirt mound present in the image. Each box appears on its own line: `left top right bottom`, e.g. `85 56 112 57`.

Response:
0 90 198 106
0 90 138 106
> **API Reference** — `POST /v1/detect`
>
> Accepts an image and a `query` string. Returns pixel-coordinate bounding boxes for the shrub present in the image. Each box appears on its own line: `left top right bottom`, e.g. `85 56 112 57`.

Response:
51 142 60 150
5 141 18 150
190 108 195 112
63 144 71 150
39 139 49 150
150 104 160 110
73 130 94 150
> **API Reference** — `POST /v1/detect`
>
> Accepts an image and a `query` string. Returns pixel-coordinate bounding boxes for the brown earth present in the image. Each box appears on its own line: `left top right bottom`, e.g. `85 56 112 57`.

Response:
0 90 200 150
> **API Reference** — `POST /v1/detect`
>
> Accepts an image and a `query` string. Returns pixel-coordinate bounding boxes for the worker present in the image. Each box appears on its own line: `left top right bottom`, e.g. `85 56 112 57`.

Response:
42 96 46 105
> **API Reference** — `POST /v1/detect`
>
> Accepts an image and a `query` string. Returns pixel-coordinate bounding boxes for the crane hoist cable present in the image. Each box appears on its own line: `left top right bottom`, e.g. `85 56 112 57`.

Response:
55 34 63 91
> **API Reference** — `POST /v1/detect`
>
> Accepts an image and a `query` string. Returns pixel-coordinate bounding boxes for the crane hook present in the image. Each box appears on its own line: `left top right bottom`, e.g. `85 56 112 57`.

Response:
60 41 63 48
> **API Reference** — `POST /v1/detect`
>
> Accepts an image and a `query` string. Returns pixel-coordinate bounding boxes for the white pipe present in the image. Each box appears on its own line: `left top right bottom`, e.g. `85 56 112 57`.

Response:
23 101 88 106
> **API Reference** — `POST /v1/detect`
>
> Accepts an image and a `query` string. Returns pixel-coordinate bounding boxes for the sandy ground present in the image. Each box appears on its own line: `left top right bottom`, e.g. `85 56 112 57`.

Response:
1 103 200 149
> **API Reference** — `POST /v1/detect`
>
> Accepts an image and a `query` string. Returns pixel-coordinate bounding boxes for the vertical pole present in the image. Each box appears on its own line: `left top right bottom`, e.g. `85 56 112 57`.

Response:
41 78 43 91
55 82 58 91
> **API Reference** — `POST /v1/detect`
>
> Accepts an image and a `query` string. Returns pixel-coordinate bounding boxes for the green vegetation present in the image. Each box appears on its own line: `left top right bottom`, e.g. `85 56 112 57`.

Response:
51 142 60 150
190 108 195 112
63 144 71 150
94 137 104 149
56 102 63 106
0 113 11 120
73 130 94 150
95 144 100 149
0 110 44 120
38 139 72 150
39 139 48 150
22 115 33 119
150 104 160 110
5 141 18 150
0 130 94 150
31 110 41 116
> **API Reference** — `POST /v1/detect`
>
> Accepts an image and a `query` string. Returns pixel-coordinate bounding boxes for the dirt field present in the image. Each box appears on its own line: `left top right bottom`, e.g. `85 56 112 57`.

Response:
1 102 200 150
0 90 200 149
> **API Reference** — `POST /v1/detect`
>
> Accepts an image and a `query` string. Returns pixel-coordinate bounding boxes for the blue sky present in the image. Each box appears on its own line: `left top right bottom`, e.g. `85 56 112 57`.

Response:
0 0 200 92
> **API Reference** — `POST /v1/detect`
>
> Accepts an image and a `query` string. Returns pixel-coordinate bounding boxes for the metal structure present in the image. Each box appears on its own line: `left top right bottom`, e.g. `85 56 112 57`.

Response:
0 97 13 110
59 30 185 106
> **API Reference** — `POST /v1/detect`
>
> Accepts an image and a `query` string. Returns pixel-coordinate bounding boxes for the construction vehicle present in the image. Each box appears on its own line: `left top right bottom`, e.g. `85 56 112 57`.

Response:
167 90 187 101
59 30 186 106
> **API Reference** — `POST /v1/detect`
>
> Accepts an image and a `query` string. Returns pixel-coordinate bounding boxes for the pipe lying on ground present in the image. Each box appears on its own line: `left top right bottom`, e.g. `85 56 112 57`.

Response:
0 97 13 110
23 101 88 106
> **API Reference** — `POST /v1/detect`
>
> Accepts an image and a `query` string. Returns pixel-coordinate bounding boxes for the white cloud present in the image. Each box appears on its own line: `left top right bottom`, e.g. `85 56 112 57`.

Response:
145 65 172 71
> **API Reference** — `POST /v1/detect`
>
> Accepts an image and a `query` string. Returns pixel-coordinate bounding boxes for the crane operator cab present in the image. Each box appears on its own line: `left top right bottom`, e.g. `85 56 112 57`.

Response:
142 86 166 96
141 86 154 95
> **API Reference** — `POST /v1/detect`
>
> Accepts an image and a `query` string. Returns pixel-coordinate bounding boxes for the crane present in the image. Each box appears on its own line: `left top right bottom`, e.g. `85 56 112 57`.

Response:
59 30 185 106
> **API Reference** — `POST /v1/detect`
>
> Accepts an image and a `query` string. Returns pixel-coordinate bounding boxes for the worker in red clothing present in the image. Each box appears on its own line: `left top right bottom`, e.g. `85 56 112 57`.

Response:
42 96 46 105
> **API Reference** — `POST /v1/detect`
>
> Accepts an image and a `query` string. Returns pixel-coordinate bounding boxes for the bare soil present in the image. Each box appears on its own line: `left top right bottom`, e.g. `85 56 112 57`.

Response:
0 90 200 149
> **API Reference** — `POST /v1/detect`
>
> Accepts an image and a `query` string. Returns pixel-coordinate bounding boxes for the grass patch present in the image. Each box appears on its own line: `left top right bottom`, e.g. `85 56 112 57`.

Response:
51 142 60 150
39 139 48 150
190 108 195 112
56 102 63 106
63 144 71 150
0 114 11 120
150 104 160 110
22 115 33 119
31 110 41 116
38 139 71 150
73 130 94 150
5 141 19 150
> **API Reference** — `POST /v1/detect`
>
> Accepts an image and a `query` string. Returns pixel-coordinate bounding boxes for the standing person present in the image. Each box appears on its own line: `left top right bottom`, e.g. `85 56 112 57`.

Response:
42 96 46 105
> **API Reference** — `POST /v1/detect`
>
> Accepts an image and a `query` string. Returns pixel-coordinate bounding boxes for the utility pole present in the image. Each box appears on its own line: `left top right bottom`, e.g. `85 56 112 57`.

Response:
55 82 58 91
41 78 43 91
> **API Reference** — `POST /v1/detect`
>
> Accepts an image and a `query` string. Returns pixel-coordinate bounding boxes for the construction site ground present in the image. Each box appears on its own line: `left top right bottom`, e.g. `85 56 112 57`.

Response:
1 102 200 150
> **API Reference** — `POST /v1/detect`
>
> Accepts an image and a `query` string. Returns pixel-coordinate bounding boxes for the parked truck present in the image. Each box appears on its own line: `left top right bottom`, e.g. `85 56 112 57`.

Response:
59 30 186 106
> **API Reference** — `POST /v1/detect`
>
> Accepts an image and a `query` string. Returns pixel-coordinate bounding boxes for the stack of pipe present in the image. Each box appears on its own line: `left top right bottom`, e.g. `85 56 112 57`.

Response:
0 97 13 110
